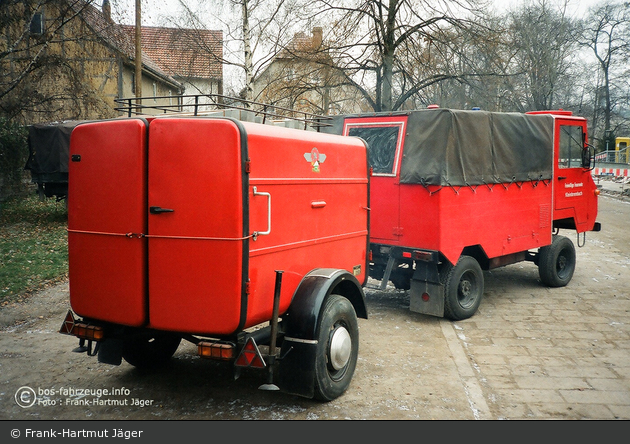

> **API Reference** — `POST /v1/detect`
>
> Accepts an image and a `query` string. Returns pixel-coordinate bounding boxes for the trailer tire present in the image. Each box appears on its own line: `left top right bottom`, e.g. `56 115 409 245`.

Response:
443 255 484 321
122 332 181 369
538 235 575 287
313 294 359 401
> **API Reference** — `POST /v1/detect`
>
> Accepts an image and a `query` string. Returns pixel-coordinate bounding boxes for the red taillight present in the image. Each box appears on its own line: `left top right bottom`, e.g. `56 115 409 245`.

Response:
198 341 235 360
412 250 434 261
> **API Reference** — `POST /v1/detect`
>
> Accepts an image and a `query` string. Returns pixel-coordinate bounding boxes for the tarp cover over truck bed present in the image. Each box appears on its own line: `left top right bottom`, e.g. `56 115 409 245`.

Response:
325 109 555 186
25 121 85 179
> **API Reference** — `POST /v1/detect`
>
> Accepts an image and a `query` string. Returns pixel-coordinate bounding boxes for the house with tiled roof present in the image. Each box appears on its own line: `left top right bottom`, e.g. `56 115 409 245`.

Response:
1 0 184 124
120 25 223 104
251 27 364 116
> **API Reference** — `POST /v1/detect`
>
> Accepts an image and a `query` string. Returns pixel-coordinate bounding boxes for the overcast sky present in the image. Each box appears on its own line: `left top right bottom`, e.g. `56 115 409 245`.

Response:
110 0 604 27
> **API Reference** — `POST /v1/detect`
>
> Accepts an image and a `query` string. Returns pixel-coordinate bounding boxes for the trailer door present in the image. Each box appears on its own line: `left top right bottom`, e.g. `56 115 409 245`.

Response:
343 117 407 243
147 118 247 335
68 119 148 327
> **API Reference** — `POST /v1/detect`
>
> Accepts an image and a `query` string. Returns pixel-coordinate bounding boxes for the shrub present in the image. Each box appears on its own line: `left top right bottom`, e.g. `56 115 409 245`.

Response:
0 118 29 200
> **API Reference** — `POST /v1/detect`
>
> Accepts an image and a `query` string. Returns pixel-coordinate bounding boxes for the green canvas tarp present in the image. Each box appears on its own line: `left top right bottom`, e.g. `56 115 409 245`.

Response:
323 109 555 187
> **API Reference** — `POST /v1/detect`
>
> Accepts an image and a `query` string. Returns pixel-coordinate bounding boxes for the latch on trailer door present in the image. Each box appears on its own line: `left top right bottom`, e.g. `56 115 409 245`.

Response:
252 187 271 240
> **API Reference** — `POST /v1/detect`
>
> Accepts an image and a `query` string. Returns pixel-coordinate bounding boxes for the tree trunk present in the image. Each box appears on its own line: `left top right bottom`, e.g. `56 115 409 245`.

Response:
242 0 253 103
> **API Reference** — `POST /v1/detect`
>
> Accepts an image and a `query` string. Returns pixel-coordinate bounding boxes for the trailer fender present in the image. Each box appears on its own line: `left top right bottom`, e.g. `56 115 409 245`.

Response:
277 268 367 399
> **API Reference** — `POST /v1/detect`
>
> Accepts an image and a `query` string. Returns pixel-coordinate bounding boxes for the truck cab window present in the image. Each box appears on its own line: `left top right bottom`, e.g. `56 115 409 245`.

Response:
559 125 584 169
347 126 400 175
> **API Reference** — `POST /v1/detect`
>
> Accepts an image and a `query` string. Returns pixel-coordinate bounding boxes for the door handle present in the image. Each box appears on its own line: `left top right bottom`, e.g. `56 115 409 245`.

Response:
150 206 174 214
557 176 567 180
252 187 271 238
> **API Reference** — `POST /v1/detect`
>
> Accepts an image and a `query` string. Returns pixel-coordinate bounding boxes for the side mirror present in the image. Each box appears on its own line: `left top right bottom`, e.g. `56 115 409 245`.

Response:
582 144 594 170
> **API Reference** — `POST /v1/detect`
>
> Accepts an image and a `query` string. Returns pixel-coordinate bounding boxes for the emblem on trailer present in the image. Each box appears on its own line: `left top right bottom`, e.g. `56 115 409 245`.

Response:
304 147 326 172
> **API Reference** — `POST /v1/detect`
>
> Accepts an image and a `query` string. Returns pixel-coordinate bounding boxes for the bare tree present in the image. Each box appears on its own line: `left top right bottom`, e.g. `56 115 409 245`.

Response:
507 0 579 111
169 0 308 102
307 0 488 112
580 0 630 148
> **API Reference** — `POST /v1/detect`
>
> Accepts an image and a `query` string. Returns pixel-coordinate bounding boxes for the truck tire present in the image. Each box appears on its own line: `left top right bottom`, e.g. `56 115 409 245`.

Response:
313 294 359 401
121 332 182 369
538 235 575 287
443 255 484 321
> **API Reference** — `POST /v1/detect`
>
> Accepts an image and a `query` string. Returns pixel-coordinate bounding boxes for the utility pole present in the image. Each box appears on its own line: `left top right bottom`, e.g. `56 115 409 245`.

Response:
135 0 142 108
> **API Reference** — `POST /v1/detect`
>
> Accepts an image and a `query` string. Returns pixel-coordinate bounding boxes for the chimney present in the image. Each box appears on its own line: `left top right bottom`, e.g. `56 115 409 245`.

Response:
102 0 112 22
312 27 323 49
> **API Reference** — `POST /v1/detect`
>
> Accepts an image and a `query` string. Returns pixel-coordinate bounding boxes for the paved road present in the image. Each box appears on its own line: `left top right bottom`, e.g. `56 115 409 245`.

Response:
0 191 628 420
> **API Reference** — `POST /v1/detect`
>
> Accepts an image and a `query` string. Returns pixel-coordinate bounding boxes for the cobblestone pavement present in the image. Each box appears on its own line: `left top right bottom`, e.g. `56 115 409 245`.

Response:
0 188 628 420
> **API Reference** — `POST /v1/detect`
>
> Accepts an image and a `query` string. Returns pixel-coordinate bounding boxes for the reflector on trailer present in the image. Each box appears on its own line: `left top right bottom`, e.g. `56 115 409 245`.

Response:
235 337 266 368
58 310 104 341
59 310 76 335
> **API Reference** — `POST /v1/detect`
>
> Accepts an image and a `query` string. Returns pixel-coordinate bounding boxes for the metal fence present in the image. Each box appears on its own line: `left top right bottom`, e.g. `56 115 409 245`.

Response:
595 147 629 165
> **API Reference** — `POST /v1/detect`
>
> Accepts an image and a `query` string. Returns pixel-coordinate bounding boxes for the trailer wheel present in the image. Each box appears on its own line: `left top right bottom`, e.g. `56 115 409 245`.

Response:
313 294 359 401
538 235 576 287
443 255 484 321
122 332 182 369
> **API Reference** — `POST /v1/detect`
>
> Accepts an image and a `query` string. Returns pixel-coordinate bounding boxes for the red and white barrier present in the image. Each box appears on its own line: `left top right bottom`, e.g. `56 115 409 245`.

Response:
592 167 630 177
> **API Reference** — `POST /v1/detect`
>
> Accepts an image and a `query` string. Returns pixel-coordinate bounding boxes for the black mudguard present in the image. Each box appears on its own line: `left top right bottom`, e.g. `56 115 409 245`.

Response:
277 268 367 398
97 338 124 365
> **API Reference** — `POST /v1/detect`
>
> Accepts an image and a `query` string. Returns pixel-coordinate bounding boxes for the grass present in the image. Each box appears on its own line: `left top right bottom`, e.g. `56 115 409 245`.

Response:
0 193 68 304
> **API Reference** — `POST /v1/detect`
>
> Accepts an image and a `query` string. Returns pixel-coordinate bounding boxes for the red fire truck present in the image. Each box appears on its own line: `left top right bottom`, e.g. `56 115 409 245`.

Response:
323 108 601 321
59 115 369 401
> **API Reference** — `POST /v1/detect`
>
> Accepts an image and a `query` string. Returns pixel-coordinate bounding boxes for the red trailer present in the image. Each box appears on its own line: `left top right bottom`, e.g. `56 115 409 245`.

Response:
59 116 369 401
324 108 601 320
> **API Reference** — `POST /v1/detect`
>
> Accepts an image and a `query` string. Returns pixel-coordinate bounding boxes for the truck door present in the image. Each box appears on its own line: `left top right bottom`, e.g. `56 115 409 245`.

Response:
343 116 407 244
553 118 592 230
146 118 247 335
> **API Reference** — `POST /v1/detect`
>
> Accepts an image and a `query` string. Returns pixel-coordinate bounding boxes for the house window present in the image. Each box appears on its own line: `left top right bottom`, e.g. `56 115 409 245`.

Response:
153 82 157 102
30 11 44 35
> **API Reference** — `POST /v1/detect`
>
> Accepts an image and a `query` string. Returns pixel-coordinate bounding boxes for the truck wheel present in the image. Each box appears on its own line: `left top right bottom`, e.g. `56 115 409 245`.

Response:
443 255 484 321
122 332 181 369
313 294 359 401
538 235 575 287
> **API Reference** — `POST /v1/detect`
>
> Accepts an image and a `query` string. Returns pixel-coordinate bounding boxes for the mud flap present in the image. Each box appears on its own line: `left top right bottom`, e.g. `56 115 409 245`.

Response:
97 338 124 366
410 280 445 317
277 338 318 399
409 261 445 317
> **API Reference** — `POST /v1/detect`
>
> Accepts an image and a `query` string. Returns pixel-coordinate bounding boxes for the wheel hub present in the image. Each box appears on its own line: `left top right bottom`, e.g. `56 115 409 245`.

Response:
328 326 351 371
460 280 472 296
557 255 567 271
